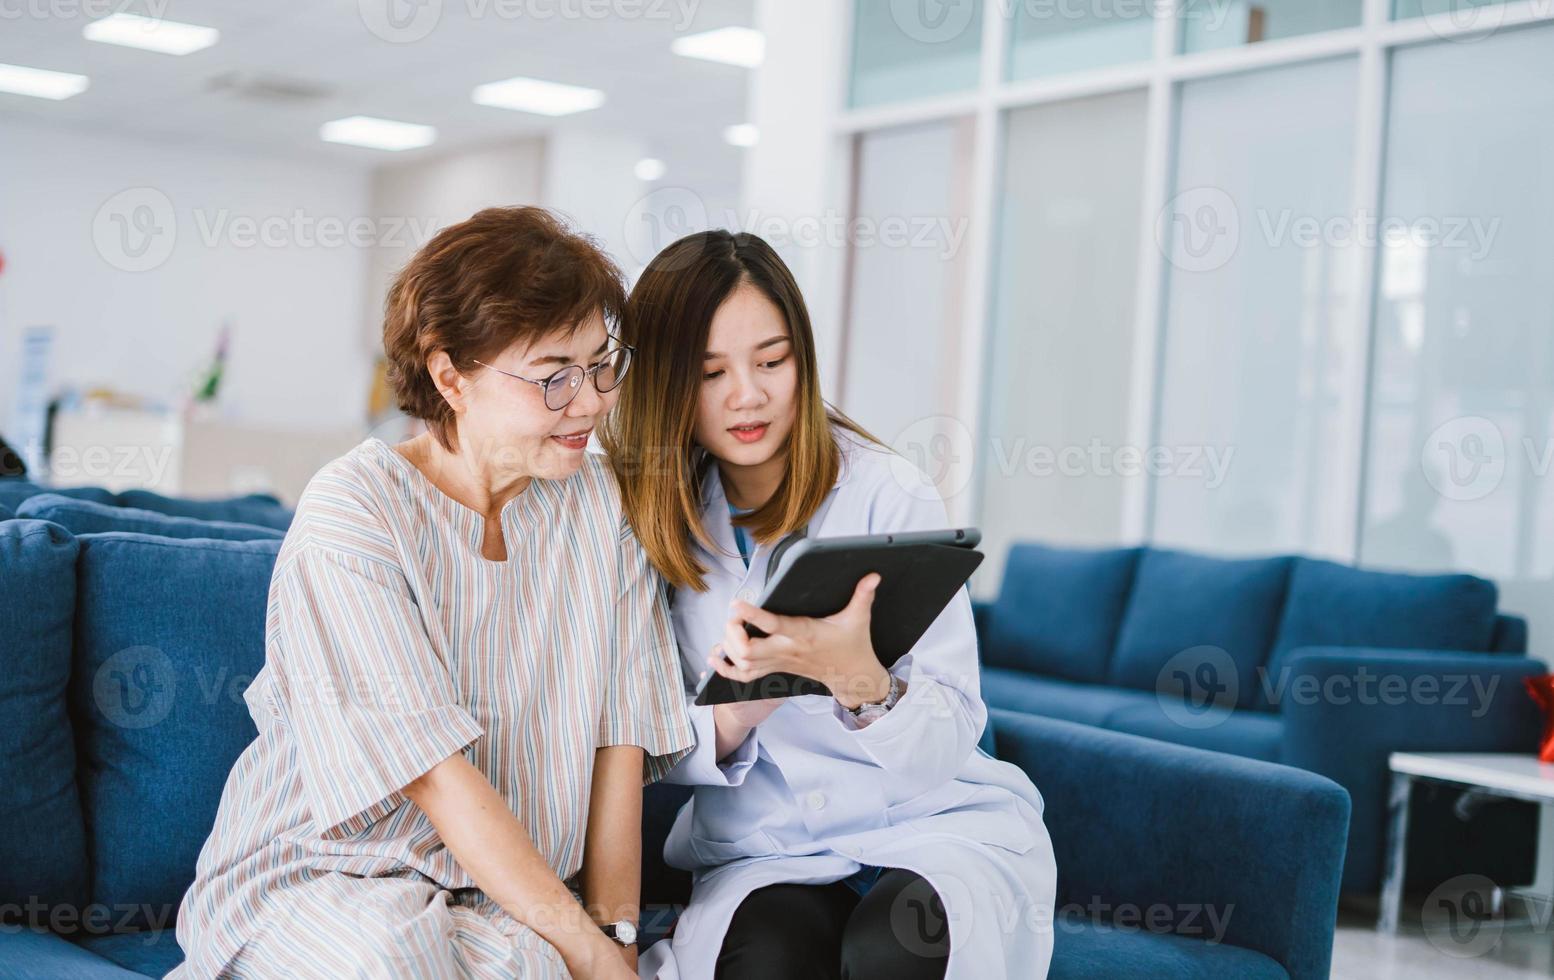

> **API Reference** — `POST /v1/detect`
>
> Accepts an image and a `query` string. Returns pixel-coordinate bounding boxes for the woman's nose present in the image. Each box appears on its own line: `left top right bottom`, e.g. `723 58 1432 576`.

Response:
567 373 607 417
729 372 766 409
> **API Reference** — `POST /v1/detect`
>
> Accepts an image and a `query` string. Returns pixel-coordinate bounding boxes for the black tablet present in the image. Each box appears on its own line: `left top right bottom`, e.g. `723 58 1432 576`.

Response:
692 528 983 706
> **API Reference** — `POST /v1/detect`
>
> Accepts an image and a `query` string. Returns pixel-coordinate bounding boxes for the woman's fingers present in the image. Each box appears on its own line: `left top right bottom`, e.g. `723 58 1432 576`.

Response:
730 599 783 637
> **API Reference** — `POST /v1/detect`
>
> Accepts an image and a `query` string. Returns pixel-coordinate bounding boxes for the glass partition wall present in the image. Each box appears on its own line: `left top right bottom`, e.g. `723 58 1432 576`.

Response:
834 0 1554 638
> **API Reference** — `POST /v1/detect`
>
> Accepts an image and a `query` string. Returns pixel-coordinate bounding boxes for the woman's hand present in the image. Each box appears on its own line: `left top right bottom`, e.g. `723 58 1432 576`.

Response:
708 574 891 710
569 938 638 980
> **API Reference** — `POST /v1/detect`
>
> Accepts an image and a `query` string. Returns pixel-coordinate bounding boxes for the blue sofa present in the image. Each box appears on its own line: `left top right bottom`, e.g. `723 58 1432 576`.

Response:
974 542 1546 895
0 478 292 531
1 510 1350 978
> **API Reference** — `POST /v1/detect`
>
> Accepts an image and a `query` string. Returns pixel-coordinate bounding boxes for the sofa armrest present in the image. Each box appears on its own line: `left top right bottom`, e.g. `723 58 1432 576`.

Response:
1278 647 1547 891
992 708 1348 980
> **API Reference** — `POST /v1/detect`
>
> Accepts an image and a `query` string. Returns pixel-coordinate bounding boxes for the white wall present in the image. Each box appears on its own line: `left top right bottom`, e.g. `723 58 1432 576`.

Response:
366 138 548 349
745 0 852 396
542 127 648 279
0 120 374 438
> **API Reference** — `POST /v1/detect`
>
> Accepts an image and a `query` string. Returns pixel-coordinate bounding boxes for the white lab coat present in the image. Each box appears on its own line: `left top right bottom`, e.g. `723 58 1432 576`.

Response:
638 430 1056 980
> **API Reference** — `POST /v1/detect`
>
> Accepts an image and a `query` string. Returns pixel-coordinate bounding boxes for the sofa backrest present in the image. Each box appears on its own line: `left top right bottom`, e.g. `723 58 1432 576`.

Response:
18 493 286 542
0 479 116 513
989 543 1510 712
116 489 293 530
982 544 1141 684
71 531 280 927
1256 556 1501 708
0 519 91 922
1107 548 1293 710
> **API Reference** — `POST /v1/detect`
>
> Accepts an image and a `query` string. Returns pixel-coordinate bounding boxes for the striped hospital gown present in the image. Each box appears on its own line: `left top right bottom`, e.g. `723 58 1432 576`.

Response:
169 437 695 978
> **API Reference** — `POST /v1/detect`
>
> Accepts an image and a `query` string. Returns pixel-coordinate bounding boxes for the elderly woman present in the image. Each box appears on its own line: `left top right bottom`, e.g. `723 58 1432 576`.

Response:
170 207 694 980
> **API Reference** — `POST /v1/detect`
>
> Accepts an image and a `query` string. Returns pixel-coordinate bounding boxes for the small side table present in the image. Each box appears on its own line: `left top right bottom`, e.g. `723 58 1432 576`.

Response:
1380 752 1554 933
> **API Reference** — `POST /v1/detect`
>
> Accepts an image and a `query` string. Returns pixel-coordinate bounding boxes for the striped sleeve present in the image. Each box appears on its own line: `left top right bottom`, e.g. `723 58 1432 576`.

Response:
267 541 483 839
597 516 696 784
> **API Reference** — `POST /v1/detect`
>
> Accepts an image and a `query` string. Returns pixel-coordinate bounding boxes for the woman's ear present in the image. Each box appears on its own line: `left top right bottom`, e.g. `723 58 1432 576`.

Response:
426 351 468 416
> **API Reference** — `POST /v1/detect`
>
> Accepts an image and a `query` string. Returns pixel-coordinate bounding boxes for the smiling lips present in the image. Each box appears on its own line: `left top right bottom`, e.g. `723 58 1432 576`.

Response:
551 428 591 451
728 421 769 445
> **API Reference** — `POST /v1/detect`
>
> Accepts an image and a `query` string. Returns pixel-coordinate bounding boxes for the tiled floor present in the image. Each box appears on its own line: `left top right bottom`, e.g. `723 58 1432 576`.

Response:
1333 895 1554 979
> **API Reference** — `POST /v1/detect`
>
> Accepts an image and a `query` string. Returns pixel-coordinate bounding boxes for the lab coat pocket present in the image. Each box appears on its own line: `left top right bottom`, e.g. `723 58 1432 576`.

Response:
689 828 776 868
901 789 1041 856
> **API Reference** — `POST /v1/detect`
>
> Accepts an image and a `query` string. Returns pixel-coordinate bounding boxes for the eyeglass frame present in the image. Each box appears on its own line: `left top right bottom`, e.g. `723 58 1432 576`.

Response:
472 337 635 411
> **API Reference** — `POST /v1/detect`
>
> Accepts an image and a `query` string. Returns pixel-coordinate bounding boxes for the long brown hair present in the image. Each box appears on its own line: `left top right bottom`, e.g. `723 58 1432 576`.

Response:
601 231 875 591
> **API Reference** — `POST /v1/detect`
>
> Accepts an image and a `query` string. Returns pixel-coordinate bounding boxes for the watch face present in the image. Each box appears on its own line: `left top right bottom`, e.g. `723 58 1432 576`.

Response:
617 921 638 944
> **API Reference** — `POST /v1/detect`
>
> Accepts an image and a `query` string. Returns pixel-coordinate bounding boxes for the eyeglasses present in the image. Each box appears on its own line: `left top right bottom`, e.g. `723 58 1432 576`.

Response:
474 339 635 411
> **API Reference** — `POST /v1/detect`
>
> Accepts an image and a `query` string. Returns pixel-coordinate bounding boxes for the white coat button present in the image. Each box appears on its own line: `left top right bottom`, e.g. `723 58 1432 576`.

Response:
806 790 827 811
737 589 755 603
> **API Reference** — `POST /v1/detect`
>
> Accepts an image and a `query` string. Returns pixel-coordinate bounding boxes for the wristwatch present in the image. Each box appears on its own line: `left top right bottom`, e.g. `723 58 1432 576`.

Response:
847 670 901 724
601 920 638 948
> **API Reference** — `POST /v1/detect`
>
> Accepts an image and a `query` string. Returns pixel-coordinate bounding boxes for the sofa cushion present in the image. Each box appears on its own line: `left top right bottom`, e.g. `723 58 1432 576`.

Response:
0 929 152 979
1108 549 1292 710
1103 701 1284 763
0 479 117 514
19 494 286 542
75 930 184 978
0 520 90 919
985 545 1141 684
1050 921 1287 980
0 500 12 520
71 532 280 926
116 489 292 530
1260 558 1500 707
981 668 1155 728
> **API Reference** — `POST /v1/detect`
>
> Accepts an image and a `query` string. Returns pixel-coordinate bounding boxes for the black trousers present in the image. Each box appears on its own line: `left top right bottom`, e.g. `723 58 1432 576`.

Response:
714 868 951 980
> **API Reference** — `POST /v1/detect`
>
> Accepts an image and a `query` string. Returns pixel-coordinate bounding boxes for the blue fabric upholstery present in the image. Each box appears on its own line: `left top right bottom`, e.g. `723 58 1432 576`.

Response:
0 929 151 979
71 533 279 928
994 710 1347 980
1491 613 1529 653
641 782 694 951
981 668 1157 727
18 494 285 542
1260 558 1499 708
1110 549 1292 708
0 502 12 520
0 480 117 513
0 521 90 918
1103 701 1283 763
115 489 292 530
984 545 1141 684
1051 921 1288 979
1279 646 1546 893
74 931 183 978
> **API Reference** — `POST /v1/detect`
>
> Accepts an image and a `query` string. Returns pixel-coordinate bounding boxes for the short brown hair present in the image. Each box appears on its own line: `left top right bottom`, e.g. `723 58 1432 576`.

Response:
601 230 876 591
383 206 625 451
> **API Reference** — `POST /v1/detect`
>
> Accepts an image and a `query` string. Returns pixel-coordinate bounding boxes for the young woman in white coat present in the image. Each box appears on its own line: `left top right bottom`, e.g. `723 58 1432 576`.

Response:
601 230 1056 980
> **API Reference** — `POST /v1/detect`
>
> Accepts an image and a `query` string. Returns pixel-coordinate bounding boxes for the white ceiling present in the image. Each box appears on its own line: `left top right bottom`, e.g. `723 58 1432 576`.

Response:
0 0 755 186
